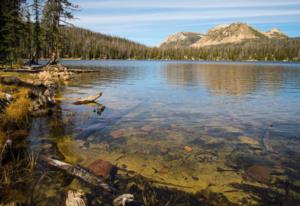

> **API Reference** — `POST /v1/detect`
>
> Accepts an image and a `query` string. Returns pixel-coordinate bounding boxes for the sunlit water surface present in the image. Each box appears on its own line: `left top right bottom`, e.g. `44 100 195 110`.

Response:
28 60 300 205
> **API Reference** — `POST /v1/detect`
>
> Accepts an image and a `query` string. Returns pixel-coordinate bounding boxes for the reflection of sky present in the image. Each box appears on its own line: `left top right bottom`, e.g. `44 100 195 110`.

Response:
65 0 300 46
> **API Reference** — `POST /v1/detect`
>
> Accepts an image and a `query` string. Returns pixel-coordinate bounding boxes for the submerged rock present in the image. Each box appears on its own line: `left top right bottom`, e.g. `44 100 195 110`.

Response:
238 136 260 149
88 159 117 180
245 165 272 183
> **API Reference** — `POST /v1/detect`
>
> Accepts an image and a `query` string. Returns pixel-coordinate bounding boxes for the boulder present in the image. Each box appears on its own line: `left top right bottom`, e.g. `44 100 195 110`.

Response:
88 159 117 180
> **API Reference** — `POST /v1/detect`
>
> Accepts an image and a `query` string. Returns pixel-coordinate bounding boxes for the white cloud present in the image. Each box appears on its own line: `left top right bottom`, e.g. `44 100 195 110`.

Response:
74 0 300 9
72 9 300 25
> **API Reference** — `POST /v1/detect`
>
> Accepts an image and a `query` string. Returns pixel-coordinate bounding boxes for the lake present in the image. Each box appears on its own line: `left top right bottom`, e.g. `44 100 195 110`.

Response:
27 60 300 205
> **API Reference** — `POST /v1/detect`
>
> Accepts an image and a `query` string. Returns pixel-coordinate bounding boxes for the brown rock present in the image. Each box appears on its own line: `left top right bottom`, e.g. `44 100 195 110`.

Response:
88 159 117 179
184 146 193 152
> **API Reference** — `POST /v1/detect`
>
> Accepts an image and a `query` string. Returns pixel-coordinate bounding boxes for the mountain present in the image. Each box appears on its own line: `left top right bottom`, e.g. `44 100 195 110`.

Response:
160 23 290 48
191 23 268 47
159 32 204 48
264 28 288 39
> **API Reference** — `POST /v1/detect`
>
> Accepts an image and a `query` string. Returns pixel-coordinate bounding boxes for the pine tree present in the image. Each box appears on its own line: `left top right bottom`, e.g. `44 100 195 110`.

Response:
32 0 42 64
42 0 77 64
0 0 25 64
0 0 9 63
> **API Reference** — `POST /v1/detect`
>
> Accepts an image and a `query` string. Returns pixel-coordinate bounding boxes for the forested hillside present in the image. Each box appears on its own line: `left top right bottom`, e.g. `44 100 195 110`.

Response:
59 27 149 60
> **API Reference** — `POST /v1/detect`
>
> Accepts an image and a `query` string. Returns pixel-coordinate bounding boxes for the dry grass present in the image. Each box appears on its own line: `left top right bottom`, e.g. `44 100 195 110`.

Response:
0 152 38 187
0 84 18 95
0 91 5 99
0 63 22 69
26 152 37 172
1 88 31 127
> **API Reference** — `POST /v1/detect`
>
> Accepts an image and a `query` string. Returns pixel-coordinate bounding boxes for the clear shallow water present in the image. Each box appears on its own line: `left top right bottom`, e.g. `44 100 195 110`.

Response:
28 61 300 205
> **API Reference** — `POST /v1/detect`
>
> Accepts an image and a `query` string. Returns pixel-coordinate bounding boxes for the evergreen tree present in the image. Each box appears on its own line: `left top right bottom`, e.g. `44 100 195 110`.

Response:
0 0 9 63
42 0 77 64
32 0 42 64
0 0 25 64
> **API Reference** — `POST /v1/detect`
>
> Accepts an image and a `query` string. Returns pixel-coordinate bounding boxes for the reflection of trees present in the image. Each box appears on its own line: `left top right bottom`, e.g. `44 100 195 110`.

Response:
163 63 291 96
67 66 135 87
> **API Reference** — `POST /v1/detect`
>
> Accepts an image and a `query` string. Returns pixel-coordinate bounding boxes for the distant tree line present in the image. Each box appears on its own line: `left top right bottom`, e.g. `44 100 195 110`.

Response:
0 0 299 64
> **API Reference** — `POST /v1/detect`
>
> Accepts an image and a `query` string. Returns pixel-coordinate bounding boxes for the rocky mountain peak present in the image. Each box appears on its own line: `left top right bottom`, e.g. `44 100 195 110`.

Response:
159 32 204 48
265 28 287 39
159 22 290 48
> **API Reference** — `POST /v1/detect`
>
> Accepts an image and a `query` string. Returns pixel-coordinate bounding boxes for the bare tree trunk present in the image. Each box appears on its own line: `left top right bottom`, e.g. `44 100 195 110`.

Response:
48 51 58 65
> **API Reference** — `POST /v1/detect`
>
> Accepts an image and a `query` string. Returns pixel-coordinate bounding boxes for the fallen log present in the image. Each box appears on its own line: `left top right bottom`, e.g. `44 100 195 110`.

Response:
0 76 47 90
40 156 115 192
73 92 103 105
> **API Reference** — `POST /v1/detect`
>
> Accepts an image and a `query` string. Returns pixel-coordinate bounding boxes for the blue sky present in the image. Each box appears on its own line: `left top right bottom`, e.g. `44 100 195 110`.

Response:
70 0 300 46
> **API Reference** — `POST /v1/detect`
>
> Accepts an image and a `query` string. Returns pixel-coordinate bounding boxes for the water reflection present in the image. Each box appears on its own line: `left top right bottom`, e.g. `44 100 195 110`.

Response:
163 63 300 96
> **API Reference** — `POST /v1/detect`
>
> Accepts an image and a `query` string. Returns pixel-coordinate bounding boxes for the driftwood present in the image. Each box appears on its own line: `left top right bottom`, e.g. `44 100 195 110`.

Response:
40 156 115 192
73 92 103 105
66 190 87 206
113 194 134 206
